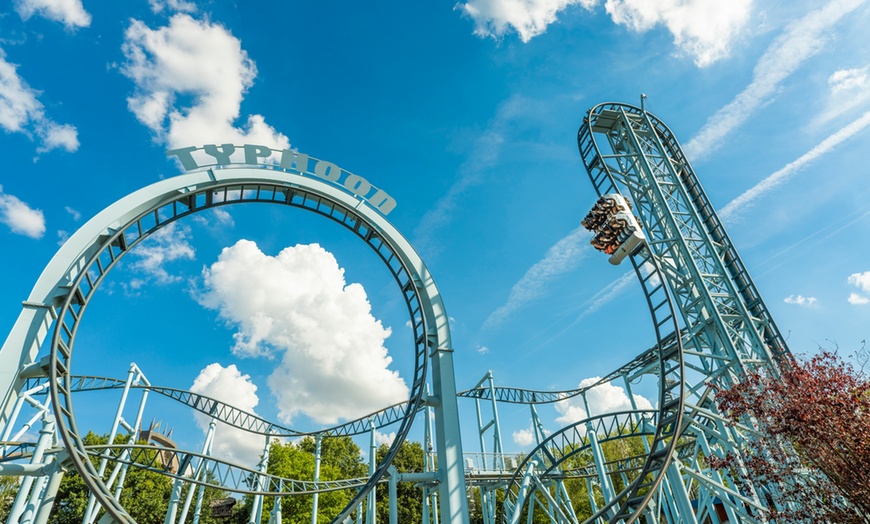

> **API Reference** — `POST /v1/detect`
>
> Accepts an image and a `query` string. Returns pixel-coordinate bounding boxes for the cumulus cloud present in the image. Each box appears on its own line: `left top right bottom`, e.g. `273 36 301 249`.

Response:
719 109 870 222
458 0 750 66
512 428 535 447
555 377 652 425
0 50 80 152
783 294 817 307
684 0 867 161
848 271 870 305
375 431 397 447
121 14 289 150
149 0 197 14
483 225 591 330
0 185 45 238
458 0 596 43
128 221 195 284
14 0 91 28
604 0 752 67
848 293 869 305
198 240 408 425
190 363 264 466
829 67 868 92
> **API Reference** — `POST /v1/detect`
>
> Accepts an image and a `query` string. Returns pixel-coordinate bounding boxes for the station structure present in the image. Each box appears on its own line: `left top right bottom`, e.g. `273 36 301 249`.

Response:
0 102 793 523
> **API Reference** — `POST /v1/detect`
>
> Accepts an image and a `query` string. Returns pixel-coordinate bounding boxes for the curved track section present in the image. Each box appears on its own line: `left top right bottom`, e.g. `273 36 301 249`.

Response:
501 242 684 523
31 167 456 523
458 334 677 405
23 376 417 438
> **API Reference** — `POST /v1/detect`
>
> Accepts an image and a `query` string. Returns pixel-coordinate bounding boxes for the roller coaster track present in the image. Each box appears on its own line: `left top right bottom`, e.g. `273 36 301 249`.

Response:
22 376 416 438
41 171 455 523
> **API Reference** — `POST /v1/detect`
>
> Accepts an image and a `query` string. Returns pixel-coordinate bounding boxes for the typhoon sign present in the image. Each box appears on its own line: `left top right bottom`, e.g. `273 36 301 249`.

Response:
167 144 396 215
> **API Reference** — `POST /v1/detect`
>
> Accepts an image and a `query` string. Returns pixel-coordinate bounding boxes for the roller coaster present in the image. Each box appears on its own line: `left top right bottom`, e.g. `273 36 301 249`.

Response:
0 102 790 523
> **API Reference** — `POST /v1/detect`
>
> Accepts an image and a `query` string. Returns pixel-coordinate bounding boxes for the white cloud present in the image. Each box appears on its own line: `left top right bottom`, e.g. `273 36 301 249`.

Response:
719 109 870 222
604 0 752 67
457 0 596 43
190 363 264 466
128 221 195 284
0 50 79 152
483 226 591 330
512 428 535 447
192 207 234 228
829 67 868 92
458 0 751 66
476 345 490 354
14 0 91 29
684 0 867 161
149 0 197 14
783 294 817 306
198 240 408 425
121 14 289 150
848 271 870 304
37 122 79 153
64 206 81 221
848 293 869 305
375 431 397 447
849 271 870 292
554 377 652 425
0 185 45 238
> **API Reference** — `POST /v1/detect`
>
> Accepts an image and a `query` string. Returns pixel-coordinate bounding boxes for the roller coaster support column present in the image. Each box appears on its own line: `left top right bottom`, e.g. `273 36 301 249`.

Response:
84 364 147 524
367 419 377 524
6 414 55 524
32 451 67 524
473 371 504 470
664 461 697 524
506 462 536 524
179 420 216 524
422 395 438 524
387 466 398 524
311 433 323 524
582 393 616 509
692 430 738 524
191 425 217 524
112 378 150 510
429 346 469 524
249 434 272 524
268 480 283 524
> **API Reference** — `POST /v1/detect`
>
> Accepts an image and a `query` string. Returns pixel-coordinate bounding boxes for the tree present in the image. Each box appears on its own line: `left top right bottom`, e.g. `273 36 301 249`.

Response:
253 435 368 524
45 431 228 524
375 440 426 523
713 350 870 522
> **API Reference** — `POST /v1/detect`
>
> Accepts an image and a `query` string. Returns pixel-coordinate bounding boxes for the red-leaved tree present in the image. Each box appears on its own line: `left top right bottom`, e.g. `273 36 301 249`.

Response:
712 349 870 523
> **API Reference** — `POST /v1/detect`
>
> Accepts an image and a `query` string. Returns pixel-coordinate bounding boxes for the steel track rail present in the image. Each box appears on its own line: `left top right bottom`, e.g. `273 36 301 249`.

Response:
48 175 438 523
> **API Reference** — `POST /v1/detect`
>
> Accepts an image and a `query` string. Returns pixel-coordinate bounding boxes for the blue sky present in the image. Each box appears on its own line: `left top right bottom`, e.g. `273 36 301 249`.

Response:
1 0 869 463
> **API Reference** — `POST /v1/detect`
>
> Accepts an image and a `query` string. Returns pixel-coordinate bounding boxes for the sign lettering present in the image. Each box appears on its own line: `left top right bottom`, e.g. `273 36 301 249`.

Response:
167 144 396 215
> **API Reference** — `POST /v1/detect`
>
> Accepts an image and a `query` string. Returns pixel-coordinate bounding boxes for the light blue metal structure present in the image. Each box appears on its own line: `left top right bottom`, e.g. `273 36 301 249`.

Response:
0 101 796 524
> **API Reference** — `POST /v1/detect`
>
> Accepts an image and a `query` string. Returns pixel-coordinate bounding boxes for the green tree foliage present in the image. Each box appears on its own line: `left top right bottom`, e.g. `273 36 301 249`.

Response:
0 475 20 521
43 431 228 524
374 440 425 523
253 435 367 523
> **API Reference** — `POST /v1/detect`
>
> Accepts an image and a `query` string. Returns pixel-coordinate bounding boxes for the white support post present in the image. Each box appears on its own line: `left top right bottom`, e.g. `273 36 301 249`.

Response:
311 433 322 524
367 420 377 524
83 364 138 524
387 466 398 524
31 456 66 524
249 434 272 524
8 414 55 524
